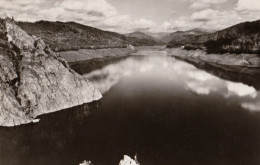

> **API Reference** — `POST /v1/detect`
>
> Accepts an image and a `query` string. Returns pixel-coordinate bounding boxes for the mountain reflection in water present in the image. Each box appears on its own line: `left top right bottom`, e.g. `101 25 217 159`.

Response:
1 49 260 165
84 55 260 112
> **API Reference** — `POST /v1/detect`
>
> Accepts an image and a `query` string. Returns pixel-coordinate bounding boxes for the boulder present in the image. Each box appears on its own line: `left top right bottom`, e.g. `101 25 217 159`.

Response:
119 155 139 165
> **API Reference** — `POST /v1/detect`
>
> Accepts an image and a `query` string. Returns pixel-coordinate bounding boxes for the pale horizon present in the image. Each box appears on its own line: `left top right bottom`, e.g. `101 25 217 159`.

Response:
1 0 260 33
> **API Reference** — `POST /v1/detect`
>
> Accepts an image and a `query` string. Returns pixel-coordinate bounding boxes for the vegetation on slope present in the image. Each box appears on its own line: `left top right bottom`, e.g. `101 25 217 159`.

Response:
163 29 208 43
167 20 260 54
125 31 159 46
19 21 160 52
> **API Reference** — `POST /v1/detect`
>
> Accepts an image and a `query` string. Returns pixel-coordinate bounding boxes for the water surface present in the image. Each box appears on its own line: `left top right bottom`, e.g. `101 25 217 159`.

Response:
1 48 260 165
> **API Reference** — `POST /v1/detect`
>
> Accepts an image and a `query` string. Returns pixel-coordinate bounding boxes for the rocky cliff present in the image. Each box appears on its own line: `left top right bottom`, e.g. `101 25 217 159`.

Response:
0 17 102 127
167 20 260 54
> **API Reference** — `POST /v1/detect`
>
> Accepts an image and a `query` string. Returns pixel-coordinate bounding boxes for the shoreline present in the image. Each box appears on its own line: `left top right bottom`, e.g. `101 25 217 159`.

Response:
59 47 136 63
167 48 260 68
172 55 260 90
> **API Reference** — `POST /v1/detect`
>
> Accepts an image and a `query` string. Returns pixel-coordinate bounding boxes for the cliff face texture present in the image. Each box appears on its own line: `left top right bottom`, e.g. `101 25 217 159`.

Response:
168 20 260 54
0 18 102 127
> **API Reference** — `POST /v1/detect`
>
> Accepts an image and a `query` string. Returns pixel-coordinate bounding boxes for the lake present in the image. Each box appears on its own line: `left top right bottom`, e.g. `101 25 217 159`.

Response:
1 48 260 165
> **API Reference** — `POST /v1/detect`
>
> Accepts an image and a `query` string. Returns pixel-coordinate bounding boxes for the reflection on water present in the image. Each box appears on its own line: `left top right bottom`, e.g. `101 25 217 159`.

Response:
84 55 260 112
0 102 101 165
1 48 260 165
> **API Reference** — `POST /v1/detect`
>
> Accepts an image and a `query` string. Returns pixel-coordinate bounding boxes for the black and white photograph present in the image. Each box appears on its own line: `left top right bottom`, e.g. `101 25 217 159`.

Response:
0 0 260 164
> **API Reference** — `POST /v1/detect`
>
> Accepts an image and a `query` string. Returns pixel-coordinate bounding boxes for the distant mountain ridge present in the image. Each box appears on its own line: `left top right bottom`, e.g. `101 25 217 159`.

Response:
167 19 260 54
162 28 209 43
18 21 160 52
125 31 154 40
125 31 161 46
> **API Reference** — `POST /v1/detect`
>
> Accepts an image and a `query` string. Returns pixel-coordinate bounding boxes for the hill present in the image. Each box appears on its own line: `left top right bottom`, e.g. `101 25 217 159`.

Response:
162 28 208 43
125 31 155 40
167 20 260 54
125 31 160 46
18 21 160 52
18 21 129 51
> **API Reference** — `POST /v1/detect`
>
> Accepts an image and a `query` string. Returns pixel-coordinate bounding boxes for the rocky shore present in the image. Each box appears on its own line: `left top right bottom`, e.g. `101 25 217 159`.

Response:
167 48 260 68
0 17 102 127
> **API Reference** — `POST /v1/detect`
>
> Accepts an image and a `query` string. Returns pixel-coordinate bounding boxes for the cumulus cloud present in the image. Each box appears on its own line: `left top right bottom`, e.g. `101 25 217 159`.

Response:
161 8 260 32
189 9 245 29
0 0 44 20
190 0 227 9
159 8 248 32
159 17 203 32
58 0 117 17
0 0 260 33
236 0 260 11
191 9 220 21
165 0 259 31
190 2 210 10
0 0 156 33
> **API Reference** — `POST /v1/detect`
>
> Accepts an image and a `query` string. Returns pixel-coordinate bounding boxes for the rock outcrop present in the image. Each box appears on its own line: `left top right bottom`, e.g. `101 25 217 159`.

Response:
79 160 93 165
167 20 260 54
0 17 102 127
78 155 139 165
119 155 139 165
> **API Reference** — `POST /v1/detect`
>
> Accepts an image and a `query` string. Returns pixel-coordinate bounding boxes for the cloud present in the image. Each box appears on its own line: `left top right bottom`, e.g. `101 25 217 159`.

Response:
158 0 260 32
159 8 244 32
101 16 155 32
236 0 260 11
159 17 203 31
0 0 43 15
58 0 117 17
190 2 210 10
190 0 227 9
1 0 260 33
191 9 220 21
162 8 259 31
0 0 156 33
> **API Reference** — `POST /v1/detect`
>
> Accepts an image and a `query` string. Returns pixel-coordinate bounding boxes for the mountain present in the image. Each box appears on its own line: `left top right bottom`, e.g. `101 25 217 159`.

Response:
167 20 260 54
18 21 129 51
125 31 155 40
162 28 209 43
148 32 171 41
0 17 101 126
18 21 160 52
125 31 160 46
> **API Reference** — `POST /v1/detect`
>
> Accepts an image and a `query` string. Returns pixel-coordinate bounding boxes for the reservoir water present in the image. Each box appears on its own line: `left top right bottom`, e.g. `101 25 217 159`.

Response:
1 48 260 165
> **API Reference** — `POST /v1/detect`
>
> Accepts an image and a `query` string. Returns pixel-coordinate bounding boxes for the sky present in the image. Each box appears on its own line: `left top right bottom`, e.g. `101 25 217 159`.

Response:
0 0 260 33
